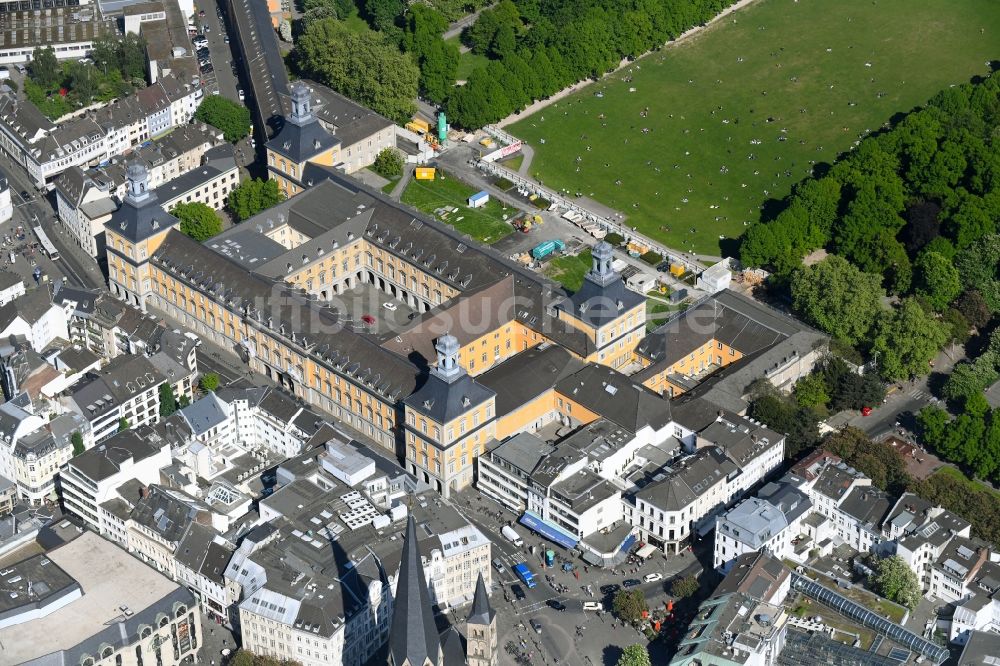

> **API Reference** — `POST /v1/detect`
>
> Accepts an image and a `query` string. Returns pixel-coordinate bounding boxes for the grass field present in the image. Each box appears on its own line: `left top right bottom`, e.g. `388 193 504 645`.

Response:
544 249 592 292
401 171 513 244
447 36 491 81
509 0 1000 256
931 466 1000 501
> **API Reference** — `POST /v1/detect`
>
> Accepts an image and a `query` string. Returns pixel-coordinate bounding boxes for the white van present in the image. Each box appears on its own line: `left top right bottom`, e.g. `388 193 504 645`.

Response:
583 601 603 612
501 525 523 547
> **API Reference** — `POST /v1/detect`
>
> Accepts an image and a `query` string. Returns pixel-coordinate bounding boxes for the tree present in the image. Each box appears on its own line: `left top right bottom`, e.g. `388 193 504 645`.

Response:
200 372 220 393
228 179 286 221
790 255 885 346
748 393 820 459
914 250 961 311
30 46 60 87
71 431 85 457
194 96 252 143
824 427 911 494
871 299 948 381
671 575 699 599
793 374 830 410
616 644 651 666
818 357 886 412
118 417 130 432
612 589 647 624
172 202 222 242
371 147 404 178
296 18 418 123
402 5 458 103
955 290 993 330
871 556 921 609
159 383 178 417
955 235 1000 312
278 19 293 42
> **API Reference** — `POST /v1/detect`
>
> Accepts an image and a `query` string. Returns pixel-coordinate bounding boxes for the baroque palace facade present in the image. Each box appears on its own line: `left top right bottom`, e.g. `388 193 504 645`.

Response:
104 89 824 498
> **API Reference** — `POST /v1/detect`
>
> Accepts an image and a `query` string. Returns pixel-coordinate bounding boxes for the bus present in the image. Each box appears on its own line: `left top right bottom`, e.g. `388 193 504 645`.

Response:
512 562 536 589
33 226 59 261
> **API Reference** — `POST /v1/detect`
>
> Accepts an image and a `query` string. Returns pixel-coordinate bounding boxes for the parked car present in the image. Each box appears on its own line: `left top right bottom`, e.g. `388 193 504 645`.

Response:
361 314 376 325
546 600 567 612
643 572 663 583
492 558 504 572
529 618 543 634
511 584 525 601
238 89 245 102
382 301 398 311
623 579 641 588
224 35 230 43
600 584 620 595
583 601 603 612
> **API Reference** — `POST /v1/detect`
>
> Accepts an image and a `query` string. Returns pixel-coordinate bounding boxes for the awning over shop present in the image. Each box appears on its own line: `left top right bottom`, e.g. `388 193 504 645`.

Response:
519 511 578 550
619 533 638 554
636 543 658 559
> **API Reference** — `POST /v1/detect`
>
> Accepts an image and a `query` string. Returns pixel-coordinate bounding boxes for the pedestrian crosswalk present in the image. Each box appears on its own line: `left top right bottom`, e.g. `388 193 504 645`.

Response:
909 388 928 400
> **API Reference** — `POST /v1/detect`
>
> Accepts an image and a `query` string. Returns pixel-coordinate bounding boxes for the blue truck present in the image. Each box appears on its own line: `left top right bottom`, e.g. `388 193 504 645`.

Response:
513 562 537 589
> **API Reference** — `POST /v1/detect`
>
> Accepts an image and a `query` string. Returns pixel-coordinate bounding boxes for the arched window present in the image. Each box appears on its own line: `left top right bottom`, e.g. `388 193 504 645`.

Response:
140 626 152 639
101 646 114 659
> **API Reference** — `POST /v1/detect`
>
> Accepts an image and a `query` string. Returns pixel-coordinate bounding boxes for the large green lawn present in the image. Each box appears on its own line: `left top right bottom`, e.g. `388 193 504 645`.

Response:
447 36 491 82
401 171 513 244
509 0 1000 255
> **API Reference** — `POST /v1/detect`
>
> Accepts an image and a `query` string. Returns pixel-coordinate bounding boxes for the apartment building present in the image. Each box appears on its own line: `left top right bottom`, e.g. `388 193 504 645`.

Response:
0 287 70 352
59 426 172 533
0 270 24 306
232 481 490 666
63 354 167 442
714 478 811 572
885 492 972 592
0 73 203 187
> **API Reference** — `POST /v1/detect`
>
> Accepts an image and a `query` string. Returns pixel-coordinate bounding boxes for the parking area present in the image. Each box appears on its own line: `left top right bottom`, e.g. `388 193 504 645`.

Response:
0 193 68 287
330 283 417 335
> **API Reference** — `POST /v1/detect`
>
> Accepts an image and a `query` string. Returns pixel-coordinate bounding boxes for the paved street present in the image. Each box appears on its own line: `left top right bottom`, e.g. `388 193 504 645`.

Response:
448 487 704 665
196 611 238 665
0 150 104 289
826 343 964 439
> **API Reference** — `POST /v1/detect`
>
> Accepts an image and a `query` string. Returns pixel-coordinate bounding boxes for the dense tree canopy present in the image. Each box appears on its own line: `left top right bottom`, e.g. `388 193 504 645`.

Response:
195 96 252 143
444 0 739 128
612 589 647 624
616 645 651 666
402 5 458 102
297 18 418 123
790 256 885 346
824 427 911 495
372 147 404 178
740 72 1000 314
173 202 222 242
871 556 921 610
228 179 286 221
871 299 948 381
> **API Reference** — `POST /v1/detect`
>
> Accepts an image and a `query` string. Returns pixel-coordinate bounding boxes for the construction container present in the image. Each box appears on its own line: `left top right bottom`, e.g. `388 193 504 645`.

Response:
407 118 431 134
531 239 566 260
415 167 436 180
669 263 686 277
468 191 490 208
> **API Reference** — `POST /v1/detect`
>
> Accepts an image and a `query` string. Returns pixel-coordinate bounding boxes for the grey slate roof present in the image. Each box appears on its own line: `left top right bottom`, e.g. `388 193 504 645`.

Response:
467 572 495 625
0 288 54 327
388 515 442 666
477 342 585 418
556 363 672 432
64 428 163 483
403 371 495 425
180 392 228 436
130 485 210 544
636 446 737 511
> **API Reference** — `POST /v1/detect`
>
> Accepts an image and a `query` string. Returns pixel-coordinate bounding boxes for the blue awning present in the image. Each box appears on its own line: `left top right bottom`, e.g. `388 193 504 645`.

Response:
519 511 578 549
619 533 638 554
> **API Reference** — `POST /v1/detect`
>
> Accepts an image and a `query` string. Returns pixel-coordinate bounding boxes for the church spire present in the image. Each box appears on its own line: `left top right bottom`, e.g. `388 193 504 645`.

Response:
467 573 494 625
432 334 463 383
388 515 442 666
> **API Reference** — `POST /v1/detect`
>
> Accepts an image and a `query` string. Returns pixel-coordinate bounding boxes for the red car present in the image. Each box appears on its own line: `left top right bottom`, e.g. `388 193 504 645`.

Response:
361 314 376 325
861 406 872 416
